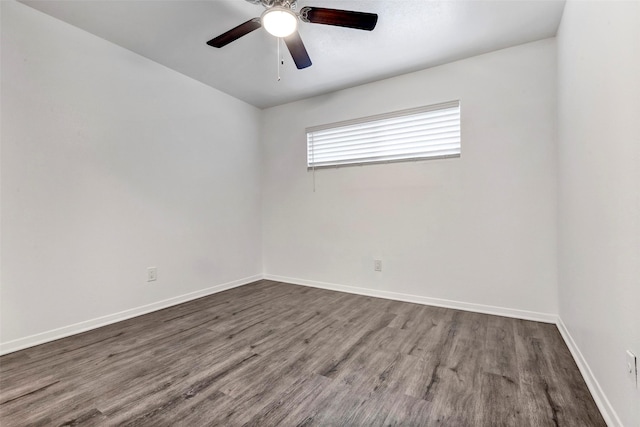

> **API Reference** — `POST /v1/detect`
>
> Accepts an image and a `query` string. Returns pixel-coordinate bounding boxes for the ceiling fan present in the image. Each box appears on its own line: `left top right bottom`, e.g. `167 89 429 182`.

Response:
207 0 378 69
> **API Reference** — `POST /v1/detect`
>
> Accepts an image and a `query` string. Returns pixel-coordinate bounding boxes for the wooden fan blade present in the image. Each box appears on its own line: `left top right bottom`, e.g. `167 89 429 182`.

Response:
284 31 312 69
207 18 261 48
300 7 378 31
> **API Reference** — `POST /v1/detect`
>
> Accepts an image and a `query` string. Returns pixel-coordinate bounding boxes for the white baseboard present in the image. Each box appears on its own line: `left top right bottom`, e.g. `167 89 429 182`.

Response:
556 318 622 427
0 274 263 356
263 274 558 324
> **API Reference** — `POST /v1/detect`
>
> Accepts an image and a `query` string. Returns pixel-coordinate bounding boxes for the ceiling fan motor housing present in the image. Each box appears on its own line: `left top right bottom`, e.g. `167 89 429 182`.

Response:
246 0 298 9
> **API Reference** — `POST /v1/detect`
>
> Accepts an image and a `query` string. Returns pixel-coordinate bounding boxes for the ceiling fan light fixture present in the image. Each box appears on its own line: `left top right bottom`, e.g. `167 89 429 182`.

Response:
262 7 298 38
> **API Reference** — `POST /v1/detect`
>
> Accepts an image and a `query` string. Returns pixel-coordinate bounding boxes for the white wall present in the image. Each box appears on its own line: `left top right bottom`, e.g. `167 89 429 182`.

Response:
557 1 640 426
2 1 638 423
262 39 558 318
0 1 262 350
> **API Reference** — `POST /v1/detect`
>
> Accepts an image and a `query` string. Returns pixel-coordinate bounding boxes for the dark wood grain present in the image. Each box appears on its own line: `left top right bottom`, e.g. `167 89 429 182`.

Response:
0 280 606 426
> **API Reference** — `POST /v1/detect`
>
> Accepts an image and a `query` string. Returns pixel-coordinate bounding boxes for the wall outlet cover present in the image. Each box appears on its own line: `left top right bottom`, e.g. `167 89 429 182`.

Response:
626 350 637 388
147 267 157 282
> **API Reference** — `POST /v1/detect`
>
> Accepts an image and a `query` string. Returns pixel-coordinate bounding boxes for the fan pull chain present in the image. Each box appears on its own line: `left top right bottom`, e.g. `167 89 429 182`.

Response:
277 38 281 82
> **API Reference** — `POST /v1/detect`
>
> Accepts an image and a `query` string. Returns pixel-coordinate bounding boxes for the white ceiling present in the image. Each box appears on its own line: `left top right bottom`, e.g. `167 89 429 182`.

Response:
20 0 565 109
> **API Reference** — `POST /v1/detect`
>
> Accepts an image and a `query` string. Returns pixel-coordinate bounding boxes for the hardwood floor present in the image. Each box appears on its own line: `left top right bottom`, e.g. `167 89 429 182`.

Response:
0 280 605 426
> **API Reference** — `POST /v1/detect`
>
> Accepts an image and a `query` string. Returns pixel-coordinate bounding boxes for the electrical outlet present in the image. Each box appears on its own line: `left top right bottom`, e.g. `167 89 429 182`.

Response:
626 350 637 388
147 267 157 282
374 259 382 272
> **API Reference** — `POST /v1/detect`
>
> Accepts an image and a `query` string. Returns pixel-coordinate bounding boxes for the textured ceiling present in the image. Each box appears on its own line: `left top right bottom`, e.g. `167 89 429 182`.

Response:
20 0 565 108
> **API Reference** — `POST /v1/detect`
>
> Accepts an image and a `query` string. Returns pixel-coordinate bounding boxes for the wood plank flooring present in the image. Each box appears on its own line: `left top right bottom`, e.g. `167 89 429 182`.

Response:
0 280 605 426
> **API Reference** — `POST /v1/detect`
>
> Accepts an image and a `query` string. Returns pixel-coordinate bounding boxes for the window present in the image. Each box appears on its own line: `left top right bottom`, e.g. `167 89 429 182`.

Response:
306 100 460 169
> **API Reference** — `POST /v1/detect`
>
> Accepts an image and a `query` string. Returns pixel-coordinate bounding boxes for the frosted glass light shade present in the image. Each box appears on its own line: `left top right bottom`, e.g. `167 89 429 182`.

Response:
262 7 298 38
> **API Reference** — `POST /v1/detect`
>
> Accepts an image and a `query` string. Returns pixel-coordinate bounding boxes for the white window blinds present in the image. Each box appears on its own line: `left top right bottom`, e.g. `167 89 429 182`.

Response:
307 100 460 169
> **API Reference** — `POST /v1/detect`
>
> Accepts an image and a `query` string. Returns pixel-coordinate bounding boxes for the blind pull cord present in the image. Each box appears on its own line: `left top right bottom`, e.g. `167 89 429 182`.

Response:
311 136 316 192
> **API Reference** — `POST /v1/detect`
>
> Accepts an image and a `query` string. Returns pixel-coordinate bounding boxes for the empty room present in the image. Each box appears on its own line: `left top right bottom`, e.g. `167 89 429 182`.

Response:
1 0 638 425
